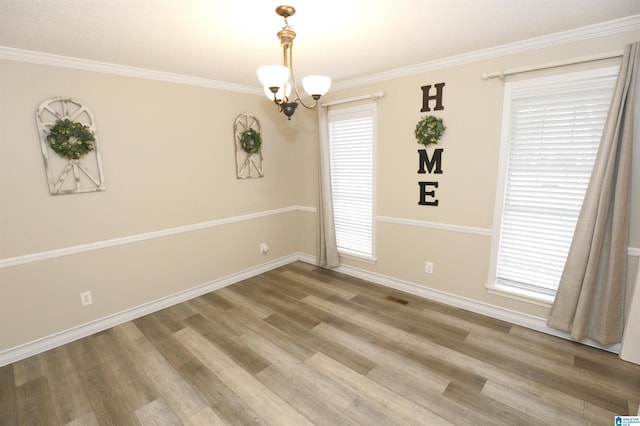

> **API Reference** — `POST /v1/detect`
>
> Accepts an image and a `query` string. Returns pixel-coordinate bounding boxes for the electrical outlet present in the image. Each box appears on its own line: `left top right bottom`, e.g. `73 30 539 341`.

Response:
80 291 93 306
260 242 269 254
425 261 434 274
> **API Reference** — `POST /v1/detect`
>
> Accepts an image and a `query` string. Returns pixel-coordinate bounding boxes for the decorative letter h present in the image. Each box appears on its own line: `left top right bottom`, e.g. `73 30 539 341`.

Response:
421 83 445 112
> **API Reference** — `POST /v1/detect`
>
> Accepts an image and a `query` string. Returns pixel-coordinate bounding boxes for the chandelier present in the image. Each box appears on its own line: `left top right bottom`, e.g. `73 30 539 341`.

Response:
257 5 331 120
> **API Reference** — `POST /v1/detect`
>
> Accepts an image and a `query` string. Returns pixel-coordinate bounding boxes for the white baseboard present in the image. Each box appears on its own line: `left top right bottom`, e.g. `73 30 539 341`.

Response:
2 252 620 367
0 254 299 367
297 254 620 354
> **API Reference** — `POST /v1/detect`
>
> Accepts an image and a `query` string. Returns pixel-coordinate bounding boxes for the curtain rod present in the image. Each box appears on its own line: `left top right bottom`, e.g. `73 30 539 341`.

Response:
321 91 385 107
481 51 623 80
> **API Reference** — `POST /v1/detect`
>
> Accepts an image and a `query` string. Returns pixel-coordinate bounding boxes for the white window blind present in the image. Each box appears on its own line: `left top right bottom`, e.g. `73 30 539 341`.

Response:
328 106 375 258
495 68 617 299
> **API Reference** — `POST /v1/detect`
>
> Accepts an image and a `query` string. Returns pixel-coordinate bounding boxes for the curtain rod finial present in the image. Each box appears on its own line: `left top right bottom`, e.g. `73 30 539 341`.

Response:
481 71 503 80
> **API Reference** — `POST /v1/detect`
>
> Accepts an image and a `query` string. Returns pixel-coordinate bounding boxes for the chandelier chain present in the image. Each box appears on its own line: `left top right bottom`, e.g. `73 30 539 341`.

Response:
282 16 293 32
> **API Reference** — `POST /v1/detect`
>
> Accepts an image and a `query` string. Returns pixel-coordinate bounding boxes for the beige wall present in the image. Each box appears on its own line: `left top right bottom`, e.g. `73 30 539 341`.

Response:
2 26 640 355
310 28 640 320
0 60 315 351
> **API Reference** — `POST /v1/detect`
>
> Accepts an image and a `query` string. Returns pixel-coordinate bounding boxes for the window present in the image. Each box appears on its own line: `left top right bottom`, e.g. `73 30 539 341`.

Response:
328 104 376 260
489 67 618 304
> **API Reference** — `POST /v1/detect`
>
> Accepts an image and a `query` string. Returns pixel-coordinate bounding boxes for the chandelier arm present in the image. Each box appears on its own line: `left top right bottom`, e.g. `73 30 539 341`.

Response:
286 44 318 110
266 87 287 106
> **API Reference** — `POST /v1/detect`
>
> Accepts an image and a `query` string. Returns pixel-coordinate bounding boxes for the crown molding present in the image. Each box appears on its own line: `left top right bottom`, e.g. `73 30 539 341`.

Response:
333 14 640 90
2 15 639 93
0 46 262 95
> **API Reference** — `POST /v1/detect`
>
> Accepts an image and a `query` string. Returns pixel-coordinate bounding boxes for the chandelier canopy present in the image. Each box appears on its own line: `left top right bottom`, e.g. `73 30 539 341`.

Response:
257 5 331 120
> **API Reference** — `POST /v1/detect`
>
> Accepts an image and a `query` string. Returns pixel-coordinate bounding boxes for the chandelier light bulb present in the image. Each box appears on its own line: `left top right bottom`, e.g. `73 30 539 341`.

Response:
302 75 332 99
257 65 290 95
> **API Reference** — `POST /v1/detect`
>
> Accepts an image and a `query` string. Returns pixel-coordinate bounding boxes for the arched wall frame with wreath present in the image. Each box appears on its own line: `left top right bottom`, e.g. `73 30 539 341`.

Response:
36 97 106 195
234 113 263 178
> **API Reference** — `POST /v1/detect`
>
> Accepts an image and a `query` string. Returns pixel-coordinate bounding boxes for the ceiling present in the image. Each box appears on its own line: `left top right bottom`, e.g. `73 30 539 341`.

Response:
2 1 640 91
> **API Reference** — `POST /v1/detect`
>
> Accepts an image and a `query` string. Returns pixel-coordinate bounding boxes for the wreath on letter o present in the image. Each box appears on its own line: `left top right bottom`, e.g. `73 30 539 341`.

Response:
240 128 262 154
415 115 446 146
47 118 96 160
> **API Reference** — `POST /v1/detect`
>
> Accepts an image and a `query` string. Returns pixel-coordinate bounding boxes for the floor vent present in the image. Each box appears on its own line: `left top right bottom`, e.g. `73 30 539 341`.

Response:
385 295 409 305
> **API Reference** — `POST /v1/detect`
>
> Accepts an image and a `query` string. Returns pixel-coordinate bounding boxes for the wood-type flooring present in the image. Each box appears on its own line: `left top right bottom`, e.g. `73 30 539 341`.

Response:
1 261 639 425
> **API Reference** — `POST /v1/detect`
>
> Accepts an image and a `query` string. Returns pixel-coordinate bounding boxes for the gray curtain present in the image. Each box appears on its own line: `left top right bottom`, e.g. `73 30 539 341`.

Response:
317 106 340 267
548 42 639 345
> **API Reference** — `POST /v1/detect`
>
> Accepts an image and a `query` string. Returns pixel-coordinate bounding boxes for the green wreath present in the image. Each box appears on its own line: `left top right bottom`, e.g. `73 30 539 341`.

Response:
415 115 446 146
240 128 262 154
47 118 96 160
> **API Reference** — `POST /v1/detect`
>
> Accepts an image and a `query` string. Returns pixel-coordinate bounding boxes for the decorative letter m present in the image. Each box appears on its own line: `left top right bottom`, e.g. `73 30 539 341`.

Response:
418 148 443 174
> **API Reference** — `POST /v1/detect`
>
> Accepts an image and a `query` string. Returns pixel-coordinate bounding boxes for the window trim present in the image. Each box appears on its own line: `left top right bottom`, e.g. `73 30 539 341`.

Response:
328 103 378 263
487 66 619 305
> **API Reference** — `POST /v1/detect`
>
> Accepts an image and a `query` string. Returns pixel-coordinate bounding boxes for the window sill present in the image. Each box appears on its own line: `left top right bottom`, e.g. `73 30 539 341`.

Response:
486 283 554 308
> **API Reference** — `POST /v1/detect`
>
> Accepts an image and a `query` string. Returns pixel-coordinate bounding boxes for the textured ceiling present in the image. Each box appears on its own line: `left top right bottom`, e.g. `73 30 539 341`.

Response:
2 1 640 89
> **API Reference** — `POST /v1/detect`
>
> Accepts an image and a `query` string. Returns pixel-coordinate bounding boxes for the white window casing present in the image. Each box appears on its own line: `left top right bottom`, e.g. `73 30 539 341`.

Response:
328 104 377 261
488 66 619 305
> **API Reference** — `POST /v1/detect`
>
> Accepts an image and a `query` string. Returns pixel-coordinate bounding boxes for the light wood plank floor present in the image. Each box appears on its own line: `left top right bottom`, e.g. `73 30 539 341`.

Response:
2 262 639 425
